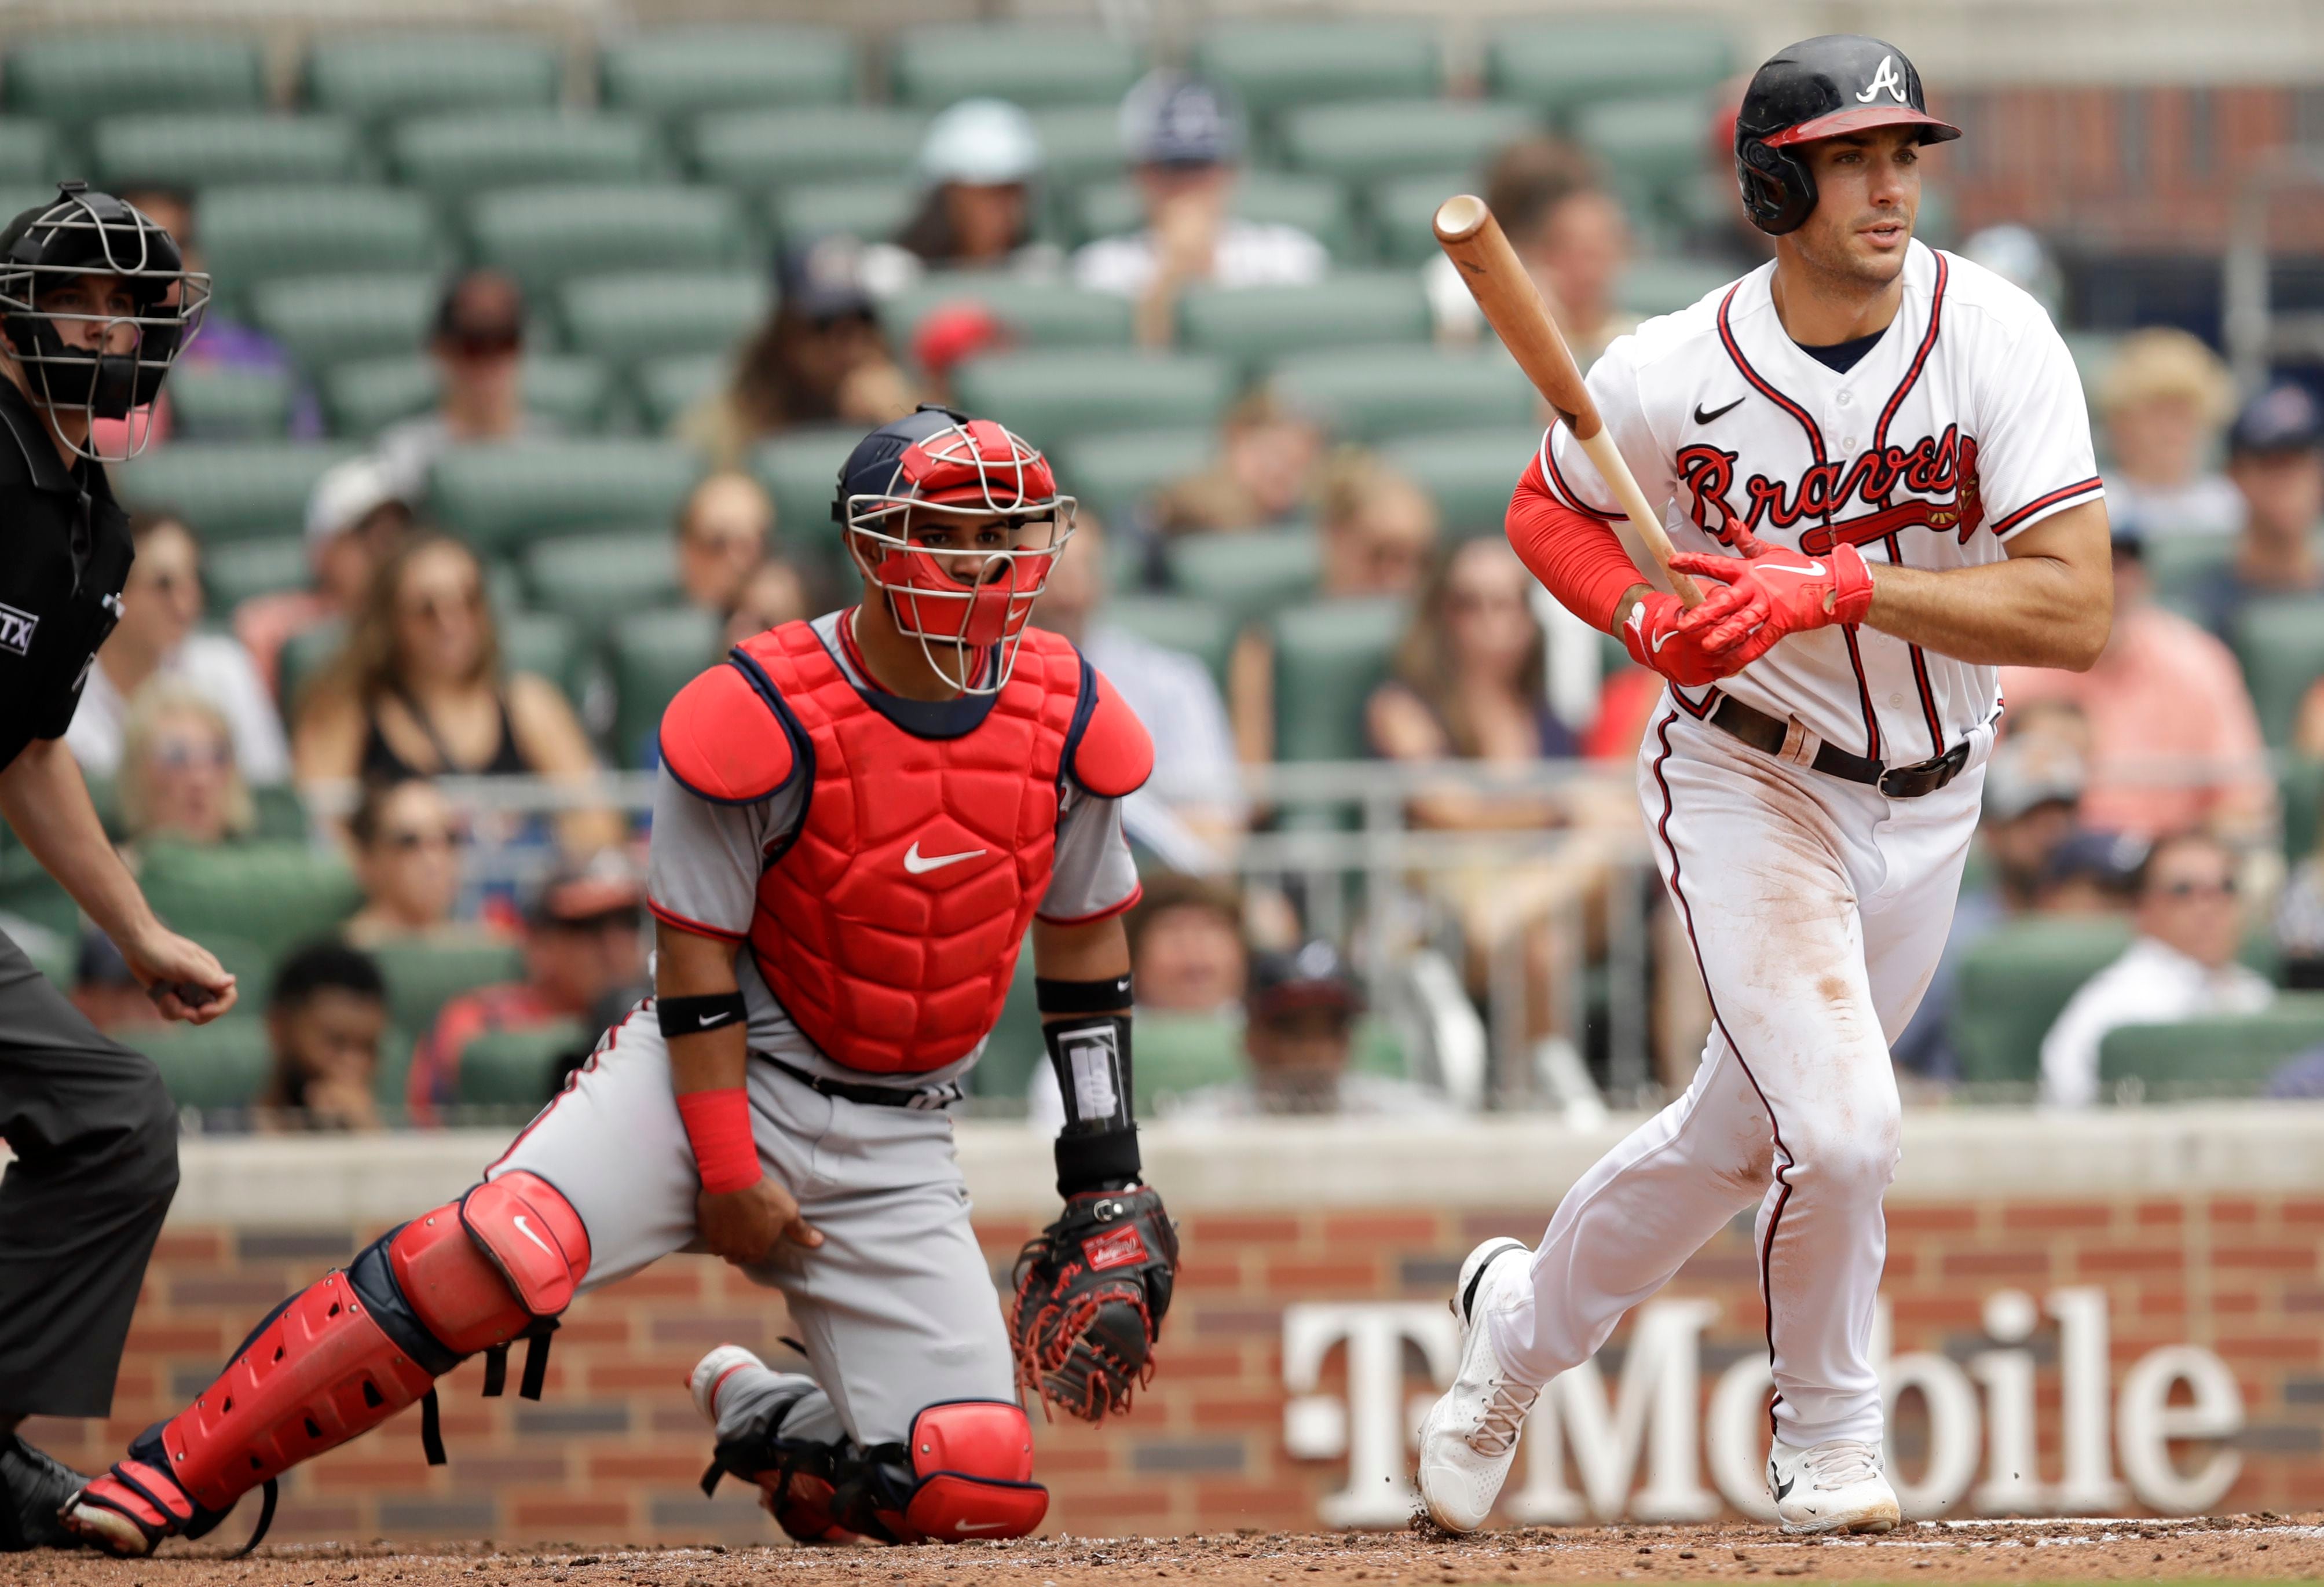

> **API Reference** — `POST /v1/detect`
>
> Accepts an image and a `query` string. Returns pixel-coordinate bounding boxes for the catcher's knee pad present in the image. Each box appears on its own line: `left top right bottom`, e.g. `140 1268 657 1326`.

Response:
892 1402 1048 1543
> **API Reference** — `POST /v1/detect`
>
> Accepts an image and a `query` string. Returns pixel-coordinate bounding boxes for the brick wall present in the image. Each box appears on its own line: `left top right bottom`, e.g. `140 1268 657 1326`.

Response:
23 1187 2323 1543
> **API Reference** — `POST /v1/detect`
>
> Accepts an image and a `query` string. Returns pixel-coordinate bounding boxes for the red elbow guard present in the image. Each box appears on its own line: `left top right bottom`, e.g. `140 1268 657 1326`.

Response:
1506 454 1647 633
676 1087 761 1194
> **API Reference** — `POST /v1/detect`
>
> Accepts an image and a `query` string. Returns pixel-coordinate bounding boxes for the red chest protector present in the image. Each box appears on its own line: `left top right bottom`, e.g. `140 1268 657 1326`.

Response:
659 618 1151 1075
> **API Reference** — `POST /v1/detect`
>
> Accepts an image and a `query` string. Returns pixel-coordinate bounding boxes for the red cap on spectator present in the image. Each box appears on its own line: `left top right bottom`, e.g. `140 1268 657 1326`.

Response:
912 300 1012 382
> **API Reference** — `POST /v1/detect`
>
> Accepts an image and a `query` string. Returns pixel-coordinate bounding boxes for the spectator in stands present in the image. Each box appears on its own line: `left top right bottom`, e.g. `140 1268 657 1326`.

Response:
69 512 288 786
682 240 916 468
867 98 1060 294
1125 874 1248 1016
675 470 775 618
341 776 483 949
257 941 388 1134
405 854 646 1125
375 270 543 497
1169 940 1453 1120
723 558 813 648
2040 831 2270 1107
235 455 415 701
292 533 624 855
2000 519 2272 842
1427 139 1637 367
2276 783 2324 991
115 681 253 849
2035 829 2146 916
2179 382 2324 643
1074 71 1328 346
2097 328 2242 540
1153 386 1324 538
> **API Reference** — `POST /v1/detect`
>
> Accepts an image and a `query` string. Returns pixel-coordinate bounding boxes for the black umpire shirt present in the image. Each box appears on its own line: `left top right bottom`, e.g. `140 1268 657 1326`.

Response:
0 373 131 775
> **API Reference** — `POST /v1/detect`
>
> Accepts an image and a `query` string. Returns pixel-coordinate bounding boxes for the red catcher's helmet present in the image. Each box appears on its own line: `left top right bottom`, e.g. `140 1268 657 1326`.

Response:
835 404 1073 695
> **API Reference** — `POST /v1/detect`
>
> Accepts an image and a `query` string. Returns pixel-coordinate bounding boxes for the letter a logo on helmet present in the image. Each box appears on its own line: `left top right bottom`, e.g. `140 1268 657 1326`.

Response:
1855 55 1909 104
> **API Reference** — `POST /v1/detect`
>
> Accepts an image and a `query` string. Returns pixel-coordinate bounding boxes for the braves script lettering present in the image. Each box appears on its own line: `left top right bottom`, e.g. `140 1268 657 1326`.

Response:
1676 428 1983 554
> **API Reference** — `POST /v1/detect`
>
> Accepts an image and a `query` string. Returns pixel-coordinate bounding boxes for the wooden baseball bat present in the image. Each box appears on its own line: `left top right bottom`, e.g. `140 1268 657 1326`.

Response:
1433 193 1702 607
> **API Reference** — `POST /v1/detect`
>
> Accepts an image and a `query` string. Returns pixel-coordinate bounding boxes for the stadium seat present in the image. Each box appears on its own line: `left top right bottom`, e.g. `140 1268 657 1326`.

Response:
1054 426 1217 529
1617 256 1735 318
92 113 361 193
391 112 663 202
2147 533 2235 618
600 25 857 122
2233 598 2324 747
764 180 917 250
1136 1010 1246 1108
2096 995 2324 1099
1279 99 1540 186
1272 344 1538 445
560 270 768 369
0 120 54 184
1367 172 1479 266
1104 595 1236 692
197 187 441 319
115 441 361 544
950 350 1234 454
1071 170 1357 259
1026 105 1130 191
888 24 1140 110
1487 22 1736 123
1381 426 1543 538
686 106 928 193
204 535 309 611
502 610 592 708
749 427 859 569
277 619 345 716
524 532 682 625
430 438 701 556
370 936 527 1047
2285 756 2324 868
250 272 442 373
126 1017 269 1112
1578 94 1717 221
467 185 749 298
971 952 1043 1099
453 1020 593 1109
321 354 618 441
166 364 297 441
634 353 727 434
610 606 724 768
1949 915 2133 1087
137 839 363 965
881 274 1133 364
1169 527 1319 625
6 34 264 128
1190 21 1442 128
1269 596 1411 761
1178 272 1431 373
305 34 562 123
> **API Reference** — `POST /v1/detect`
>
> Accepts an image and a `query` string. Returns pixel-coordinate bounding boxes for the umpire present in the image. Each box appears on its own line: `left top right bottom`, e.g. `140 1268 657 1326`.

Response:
0 184 237 1550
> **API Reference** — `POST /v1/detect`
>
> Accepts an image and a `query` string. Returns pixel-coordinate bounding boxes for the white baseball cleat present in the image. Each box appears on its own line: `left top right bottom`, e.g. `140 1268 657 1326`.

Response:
1414 1237 1536 1533
1766 1439 1901 1534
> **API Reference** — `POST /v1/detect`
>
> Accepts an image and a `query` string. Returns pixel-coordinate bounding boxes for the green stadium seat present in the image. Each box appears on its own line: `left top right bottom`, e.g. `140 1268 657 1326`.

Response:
454 1020 592 1109
561 271 768 369
2233 597 2324 747
1026 105 1128 190
1178 272 1430 373
687 107 927 193
391 112 663 202
882 275 1132 364
321 354 617 441
1054 426 1216 529
889 25 1140 110
1169 527 1319 626
1191 21 1442 126
1381 426 1542 538
250 272 441 373
277 618 344 716
610 606 723 768
1104 595 1236 692
1269 596 1410 761
137 839 363 964
165 363 297 441
1273 344 1538 444
1137 1010 1245 1108
1618 255 1734 318
1367 172 1477 265
1279 99 1540 185
1487 22 1736 123
2147 533 2235 618
1949 915 2133 1086
197 187 441 319
634 353 726 434
305 34 562 123
1072 170 1357 258
765 180 916 250
1578 94 1716 220
370 934 527 1045
6 34 264 128
126 1016 269 1111
502 610 591 706
92 113 361 193
467 185 749 299
115 441 361 544
430 438 701 556
969 950 1042 1100
2097 995 2324 1099
524 532 681 625
749 427 858 568
0 120 55 184
205 534 309 611
950 350 1233 455
600 26 857 121
2285 757 2324 868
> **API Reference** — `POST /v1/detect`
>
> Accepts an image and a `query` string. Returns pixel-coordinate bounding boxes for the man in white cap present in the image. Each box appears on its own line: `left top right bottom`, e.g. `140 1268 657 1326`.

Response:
232 454 413 699
865 99 1061 295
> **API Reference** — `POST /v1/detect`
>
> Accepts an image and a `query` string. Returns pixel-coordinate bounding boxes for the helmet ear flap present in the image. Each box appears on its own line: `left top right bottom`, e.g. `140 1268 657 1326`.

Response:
1736 138 1817 236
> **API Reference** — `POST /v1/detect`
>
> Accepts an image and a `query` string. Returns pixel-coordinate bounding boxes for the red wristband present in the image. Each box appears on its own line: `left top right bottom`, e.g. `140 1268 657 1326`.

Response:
675 1087 760 1194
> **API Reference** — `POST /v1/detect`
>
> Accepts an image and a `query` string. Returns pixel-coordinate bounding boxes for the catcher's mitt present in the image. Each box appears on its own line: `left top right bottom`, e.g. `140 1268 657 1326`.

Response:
1009 1185 1178 1423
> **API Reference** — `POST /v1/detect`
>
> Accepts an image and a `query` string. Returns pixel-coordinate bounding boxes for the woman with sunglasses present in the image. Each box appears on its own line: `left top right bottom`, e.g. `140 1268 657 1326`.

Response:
112 680 252 850
342 776 489 949
375 270 544 499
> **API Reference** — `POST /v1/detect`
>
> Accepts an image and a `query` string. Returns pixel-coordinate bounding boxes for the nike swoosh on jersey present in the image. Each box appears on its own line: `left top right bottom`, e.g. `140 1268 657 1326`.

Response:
903 841 988 875
512 1215 552 1256
1693 396 1746 425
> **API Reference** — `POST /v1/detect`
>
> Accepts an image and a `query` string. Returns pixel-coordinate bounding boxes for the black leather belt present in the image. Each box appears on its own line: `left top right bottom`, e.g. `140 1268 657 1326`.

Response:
763 1056 962 1110
1707 694 1970 799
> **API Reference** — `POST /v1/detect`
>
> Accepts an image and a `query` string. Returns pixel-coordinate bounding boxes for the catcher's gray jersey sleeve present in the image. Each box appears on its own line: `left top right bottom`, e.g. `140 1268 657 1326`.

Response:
646 764 805 942
1040 787 1140 923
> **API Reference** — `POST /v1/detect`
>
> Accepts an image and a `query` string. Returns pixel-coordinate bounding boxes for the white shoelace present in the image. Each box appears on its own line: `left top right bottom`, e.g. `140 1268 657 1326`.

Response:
1471 1377 1539 1457
1799 1440 1882 1486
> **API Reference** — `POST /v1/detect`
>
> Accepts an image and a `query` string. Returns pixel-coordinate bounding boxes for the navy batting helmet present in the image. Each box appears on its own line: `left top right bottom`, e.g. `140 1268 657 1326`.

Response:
1734 36 1960 237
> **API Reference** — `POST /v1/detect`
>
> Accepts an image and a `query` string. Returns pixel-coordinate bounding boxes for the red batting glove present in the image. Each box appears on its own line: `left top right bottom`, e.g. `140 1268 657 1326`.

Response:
1669 531 1875 658
1621 589 1759 688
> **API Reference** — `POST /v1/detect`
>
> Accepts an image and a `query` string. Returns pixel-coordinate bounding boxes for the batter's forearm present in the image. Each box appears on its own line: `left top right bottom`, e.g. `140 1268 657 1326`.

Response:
1862 556 2108 669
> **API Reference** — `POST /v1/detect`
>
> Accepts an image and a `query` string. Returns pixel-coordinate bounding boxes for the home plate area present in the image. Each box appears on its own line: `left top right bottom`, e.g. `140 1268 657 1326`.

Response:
23 1515 2323 1586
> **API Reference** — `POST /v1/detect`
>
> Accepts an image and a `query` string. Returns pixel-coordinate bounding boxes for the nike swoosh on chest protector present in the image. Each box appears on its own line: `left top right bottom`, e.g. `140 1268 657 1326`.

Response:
903 840 988 875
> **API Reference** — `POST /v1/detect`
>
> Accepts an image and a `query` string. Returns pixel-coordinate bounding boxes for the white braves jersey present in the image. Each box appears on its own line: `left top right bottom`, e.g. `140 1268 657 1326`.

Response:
1543 239 2103 765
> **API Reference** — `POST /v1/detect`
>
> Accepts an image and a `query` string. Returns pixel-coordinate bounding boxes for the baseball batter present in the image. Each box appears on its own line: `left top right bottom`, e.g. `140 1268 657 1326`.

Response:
1418 36 2111 1534
62 407 1180 1555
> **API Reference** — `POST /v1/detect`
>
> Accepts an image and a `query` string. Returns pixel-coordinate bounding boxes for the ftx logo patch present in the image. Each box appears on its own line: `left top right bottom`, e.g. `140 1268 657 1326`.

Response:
0 603 37 655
